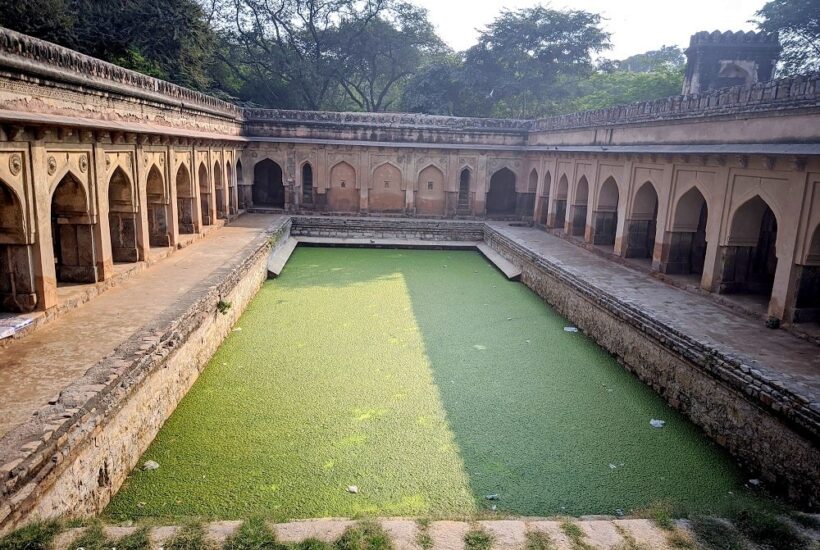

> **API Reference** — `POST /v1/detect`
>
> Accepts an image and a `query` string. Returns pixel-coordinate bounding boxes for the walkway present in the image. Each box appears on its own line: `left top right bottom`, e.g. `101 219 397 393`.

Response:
0 214 280 438
488 223 820 400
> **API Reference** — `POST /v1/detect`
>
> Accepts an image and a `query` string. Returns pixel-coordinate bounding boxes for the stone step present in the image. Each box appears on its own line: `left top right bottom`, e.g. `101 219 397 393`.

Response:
267 237 298 277
476 243 522 281
50 518 686 550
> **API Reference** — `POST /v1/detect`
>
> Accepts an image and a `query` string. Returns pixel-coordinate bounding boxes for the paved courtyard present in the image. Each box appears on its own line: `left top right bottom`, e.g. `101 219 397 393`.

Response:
488 222 819 401
0 214 281 438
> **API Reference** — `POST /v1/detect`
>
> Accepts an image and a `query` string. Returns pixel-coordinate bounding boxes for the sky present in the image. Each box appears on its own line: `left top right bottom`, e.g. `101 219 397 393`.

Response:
410 0 767 60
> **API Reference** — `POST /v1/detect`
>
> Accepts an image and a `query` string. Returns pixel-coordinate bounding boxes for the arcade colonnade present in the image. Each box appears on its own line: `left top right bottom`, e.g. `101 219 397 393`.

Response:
238 146 820 325
0 132 241 313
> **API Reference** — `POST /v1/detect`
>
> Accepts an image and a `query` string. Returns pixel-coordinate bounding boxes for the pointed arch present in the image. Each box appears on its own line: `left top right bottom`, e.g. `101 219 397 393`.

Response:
301 161 314 205
108 167 139 263
552 174 569 229
369 161 404 212
214 160 226 219
592 177 619 247
795 225 820 319
252 158 284 208
570 176 590 236
0 179 25 244
487 167 517 215
328 161 359 212
0 178 35 312
457 167 472 213
527 168 539 193
537 171 552 225
226 160 236 216
417 164 446 216
663 186 709 275
720 195 778 298
198 161 212 225
51 171 97 284
236 159 246 210
625 181 659 259
146 165 170 247
176 163 196 234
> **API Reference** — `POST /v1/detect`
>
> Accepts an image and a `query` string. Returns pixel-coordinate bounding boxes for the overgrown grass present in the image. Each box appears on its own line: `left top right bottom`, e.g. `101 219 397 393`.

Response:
0 521 61 550
612 525 649 550
165 522 210 550
560 521 592 550
224 517 280 550
106 248 752 519
524 530 555 550
116 528 151 550
415 519 432 550
463 527 492 550
333 521 392 550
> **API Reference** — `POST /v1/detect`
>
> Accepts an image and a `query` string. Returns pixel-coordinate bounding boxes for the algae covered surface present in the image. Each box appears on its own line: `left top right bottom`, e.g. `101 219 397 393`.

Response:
106 247 749 520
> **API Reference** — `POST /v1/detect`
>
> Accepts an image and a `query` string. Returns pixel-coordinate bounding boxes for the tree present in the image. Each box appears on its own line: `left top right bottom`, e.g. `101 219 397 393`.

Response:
0 0 217 90
332 3 445 112
616 46 685 73
554 67 684 114
756 0 820 75
461 5 610 118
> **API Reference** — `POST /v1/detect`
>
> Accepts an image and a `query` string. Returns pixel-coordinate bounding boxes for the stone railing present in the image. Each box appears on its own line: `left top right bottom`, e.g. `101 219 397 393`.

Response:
532 71 820 132
0 27 242 120
244 108 532 132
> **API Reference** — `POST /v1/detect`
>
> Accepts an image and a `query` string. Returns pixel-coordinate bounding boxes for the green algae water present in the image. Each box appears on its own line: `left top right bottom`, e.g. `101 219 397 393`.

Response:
107 247 752 521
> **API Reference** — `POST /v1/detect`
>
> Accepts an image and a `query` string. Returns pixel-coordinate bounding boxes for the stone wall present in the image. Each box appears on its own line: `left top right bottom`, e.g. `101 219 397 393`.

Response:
483 225 819 507
0 218 291 534
291 216 485 241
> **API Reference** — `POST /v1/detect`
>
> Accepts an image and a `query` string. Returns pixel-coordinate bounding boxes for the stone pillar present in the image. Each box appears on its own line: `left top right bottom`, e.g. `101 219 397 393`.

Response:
92 142 114 279
30 140 58 309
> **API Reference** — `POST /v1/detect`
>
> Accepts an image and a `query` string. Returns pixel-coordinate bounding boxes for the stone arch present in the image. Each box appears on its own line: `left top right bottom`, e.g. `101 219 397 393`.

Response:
0 178 35 312
457 167 472 213
592 177 619 247
486 167 517 216
664 186 709 276
528 169 538 193
107 167 139 263
570 176 589 236
552 174 569 229
538 171 552 225
227 160 236 216
369 162 404 212
51 171 97 284
252 158 284 208
198 162 212 225
176 163 196 234
328 161 359 212
214 161 226 219
416 164 446 216
146 164 171 247
625 181 659 259
720 195 778 298
301 162 314 205
236 159 246 210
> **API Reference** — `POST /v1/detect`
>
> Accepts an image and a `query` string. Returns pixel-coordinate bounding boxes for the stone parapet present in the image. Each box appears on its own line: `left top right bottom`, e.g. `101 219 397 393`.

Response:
291 216 485 241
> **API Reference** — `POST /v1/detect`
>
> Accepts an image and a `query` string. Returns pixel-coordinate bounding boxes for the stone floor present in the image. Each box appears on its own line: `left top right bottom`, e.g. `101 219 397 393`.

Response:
0 214 281 438
487 223 820 402
51 518 683 550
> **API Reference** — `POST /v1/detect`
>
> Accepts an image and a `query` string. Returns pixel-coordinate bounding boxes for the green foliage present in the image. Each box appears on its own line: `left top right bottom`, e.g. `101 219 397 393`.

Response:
70 523 108 550
106 249 750 520
0 521 62 550
165 523 209 550
463 528 492 550
217 300 232 315
640 501 675 530
293 539 332 550
560 522 592 550
615 46 686 73
525 531 555 550
116 528 151 550
756 0 820 75
415 520 433 550
333 522 392 550
224 517 281 550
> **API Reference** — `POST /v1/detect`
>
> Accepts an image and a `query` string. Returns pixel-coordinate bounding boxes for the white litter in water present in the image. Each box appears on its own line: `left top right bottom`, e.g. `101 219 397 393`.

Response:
650 419 666 428
609 463 617 470
563 326 579 333
143 460 160 471
748 479 761 487
473 344 487 350
346 485 358 494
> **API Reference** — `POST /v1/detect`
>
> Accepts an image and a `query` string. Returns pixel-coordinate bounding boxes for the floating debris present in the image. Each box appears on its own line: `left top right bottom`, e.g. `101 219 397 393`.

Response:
609 463 617 470
563 326 579 333
614 509 625 517
232 327 242 332
143 460 159 471
346 485 358 494
650 419 666 429
748 479 761 487
485 494 499 501
473 344 487 350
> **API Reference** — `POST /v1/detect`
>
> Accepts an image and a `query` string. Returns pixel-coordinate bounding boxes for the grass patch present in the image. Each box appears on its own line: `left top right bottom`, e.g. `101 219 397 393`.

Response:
415 519 432 550
333 521 392 550
70 523 108 550
0 521 62 550
165 523 210 550
730 509 810 550
292 539 332 550
106 248 752 519
224 518 280 550
612 525 649 550
690 516 748 550
525 530 555 550
463 528 492 550
115 528 151 550
665 528 696 549
560 522 592 550
638 501 674 530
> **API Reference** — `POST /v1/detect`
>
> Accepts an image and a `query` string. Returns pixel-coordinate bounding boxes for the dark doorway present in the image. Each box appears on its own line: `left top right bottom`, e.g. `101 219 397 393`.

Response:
486 168 516 215
457 168 471 213
302 163 314 204
253 159 285 208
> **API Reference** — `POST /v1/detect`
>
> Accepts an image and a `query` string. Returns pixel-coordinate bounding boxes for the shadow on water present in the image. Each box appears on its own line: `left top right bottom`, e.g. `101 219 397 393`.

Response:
275 246 751 517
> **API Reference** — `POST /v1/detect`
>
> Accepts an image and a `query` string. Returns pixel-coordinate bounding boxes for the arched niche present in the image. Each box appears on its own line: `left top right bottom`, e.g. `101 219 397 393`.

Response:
624 181 659 260
107 167 139 263
486 168 516 216
416 165 446 216
592 177 619 248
